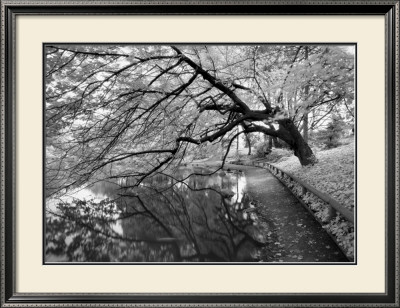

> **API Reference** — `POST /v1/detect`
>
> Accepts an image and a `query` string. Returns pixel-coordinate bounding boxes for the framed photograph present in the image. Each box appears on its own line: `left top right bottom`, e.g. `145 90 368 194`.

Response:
1 1 398 307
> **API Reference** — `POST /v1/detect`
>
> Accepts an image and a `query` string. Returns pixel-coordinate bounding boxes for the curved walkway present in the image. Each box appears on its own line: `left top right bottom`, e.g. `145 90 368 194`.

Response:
192 160 349 262
242 166 348 262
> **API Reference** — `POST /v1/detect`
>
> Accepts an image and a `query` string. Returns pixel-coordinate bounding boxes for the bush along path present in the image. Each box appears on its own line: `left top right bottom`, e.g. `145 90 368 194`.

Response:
241 166 349 262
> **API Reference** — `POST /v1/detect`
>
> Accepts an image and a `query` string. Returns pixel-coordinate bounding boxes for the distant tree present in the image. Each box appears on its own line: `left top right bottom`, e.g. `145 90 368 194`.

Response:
315 114 346 148
242 133 261 155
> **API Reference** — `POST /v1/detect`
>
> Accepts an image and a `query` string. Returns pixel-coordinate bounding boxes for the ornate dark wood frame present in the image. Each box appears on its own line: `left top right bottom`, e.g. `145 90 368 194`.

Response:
1 1 398 307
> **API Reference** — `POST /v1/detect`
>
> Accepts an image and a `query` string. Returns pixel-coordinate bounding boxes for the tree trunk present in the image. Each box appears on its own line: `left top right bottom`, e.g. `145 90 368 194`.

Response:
303 112 309 143
293 135 315 165
267 124 282 148
272 137 282 148
302 46 310 143
245 134 251 155
236 132 239 157
268 135 273 150
277 118 317 166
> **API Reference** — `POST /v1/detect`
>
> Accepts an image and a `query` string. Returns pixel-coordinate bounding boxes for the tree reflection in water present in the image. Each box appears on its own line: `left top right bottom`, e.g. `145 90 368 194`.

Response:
45 169 268 262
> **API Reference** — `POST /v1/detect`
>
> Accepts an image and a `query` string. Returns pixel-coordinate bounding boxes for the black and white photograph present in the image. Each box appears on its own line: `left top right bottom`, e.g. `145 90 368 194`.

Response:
44 44 355 263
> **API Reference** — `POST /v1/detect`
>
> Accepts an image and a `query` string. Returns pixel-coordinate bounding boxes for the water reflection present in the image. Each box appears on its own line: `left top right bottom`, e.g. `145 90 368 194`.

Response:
45 168 267 262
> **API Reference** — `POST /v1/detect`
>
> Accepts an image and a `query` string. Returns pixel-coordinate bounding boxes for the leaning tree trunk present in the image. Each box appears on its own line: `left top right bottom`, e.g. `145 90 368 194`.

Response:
277 119 317 166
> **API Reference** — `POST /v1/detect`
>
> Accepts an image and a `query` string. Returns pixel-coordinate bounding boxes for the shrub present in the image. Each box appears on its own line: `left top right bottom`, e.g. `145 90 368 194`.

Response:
262 148 292 163
254 142 271 158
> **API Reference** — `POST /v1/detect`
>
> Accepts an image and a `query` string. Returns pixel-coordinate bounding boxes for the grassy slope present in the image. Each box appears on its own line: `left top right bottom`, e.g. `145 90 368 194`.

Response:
274 140 355 211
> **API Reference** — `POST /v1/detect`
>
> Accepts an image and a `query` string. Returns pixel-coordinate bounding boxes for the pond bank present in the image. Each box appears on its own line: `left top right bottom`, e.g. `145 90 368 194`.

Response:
191 160 348 262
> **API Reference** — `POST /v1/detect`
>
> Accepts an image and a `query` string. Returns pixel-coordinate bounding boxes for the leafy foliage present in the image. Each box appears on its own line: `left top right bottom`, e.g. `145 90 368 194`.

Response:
275 141 355 210
45 44 355 195
254 142 271 158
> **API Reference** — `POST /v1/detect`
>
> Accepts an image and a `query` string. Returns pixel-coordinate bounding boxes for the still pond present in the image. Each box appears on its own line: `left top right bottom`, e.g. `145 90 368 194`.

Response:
45 167 269 262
